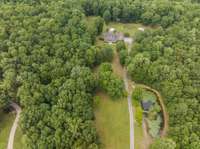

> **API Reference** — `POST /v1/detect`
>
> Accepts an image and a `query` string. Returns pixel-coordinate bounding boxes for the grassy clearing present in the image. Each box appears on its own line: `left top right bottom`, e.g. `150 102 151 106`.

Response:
96 39 106 47
134 122 144 149
0 111 15 149
14 126 24 149
132 99 144 149
86 16 148 37
104 22 148 37
111 51 124 79
95 92 129 149
90 15 153 148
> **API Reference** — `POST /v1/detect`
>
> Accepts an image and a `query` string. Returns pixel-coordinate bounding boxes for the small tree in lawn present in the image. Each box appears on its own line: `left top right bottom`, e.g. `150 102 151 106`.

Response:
132 87 143 101
116 40 126 52
103 10 111 24
94 17 104 35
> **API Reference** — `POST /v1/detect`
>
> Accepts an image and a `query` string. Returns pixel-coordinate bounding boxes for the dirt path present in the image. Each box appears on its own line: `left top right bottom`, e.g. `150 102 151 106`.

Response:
124 40 135 149
124 69 134 149
7 103 21 149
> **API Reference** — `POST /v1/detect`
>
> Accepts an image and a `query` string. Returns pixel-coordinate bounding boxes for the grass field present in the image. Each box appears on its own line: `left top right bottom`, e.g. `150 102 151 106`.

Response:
14 126 24 149
111 51 124 79
104 22 147 37
86 16 149 37
132 98 144 149
134 122 144 149
0 111 15 149
95 92 129 149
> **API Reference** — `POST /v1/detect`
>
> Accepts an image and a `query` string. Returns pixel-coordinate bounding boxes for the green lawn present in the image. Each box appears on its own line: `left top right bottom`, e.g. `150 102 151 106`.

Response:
134 122 144 149
95 93 129 149
0 111 15 149
14 126 24 149
86 16 148 38
132 99 144 149
104 22 145 37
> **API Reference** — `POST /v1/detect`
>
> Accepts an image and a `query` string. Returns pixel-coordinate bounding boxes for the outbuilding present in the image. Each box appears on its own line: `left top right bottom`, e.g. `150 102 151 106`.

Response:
138 27 145 32
103 28 124 43
141 100 153 111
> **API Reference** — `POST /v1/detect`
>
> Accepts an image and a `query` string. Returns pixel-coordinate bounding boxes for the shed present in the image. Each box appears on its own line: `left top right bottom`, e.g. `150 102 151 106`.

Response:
141 100 153 111
138 27 145 32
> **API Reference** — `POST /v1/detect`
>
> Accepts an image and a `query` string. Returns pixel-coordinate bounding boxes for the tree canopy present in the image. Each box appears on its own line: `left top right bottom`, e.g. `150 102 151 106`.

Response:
0 0 199 148
150 138 176 149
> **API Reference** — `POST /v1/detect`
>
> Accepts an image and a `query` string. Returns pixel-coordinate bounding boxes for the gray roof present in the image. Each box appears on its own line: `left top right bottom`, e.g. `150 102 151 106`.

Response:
103 32 124 43
141 100 153 111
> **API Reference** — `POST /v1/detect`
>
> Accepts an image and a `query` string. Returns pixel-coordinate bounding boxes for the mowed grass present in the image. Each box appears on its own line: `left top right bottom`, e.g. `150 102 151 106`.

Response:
132 99 145 149
0 111 15 149
14 127 24 149
95 93 129 149
111 51 124 79
86 16 148 38
104 22 149 37
134 122 144 149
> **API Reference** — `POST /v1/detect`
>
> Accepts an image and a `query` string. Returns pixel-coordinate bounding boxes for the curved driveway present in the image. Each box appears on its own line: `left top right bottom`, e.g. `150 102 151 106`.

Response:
124 39 134 149
7 102 21 149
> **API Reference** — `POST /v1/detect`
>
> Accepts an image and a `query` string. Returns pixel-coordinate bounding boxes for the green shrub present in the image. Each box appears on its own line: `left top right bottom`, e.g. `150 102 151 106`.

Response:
98 63 124 99
96 45 114 64
135 106 143 125
116 40 126 51
124 32 130 37
147 115 162 138
132 87 143 101
94 96 101 107
119 50 128 65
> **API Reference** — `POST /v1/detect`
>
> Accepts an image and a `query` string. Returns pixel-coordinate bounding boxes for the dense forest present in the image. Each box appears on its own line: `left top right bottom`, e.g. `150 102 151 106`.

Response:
0 0 199 149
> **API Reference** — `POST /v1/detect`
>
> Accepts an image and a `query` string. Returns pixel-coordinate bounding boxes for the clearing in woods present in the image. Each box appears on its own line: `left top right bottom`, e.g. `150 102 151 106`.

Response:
14 127 24 149
0 111 15 149
94 92 130 149
94 19 147 149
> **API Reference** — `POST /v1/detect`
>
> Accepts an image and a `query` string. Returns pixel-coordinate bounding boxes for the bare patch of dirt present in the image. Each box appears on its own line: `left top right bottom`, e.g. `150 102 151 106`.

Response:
141 118 153 149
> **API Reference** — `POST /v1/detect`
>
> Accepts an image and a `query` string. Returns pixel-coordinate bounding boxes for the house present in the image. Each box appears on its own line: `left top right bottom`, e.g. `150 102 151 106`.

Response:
141 100 153 111
103 28 124 43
